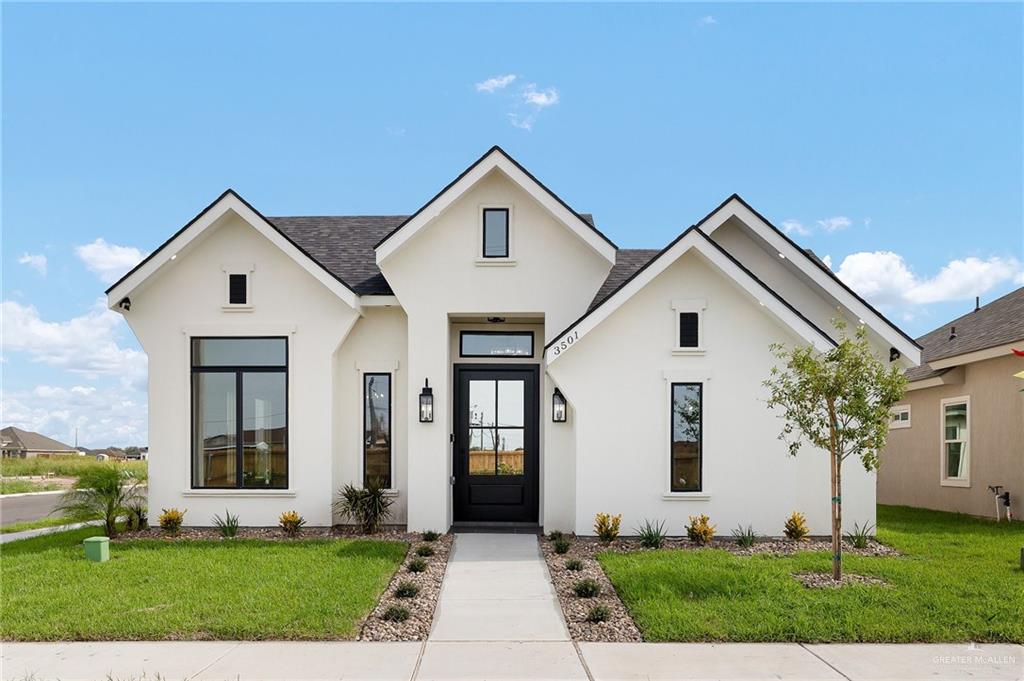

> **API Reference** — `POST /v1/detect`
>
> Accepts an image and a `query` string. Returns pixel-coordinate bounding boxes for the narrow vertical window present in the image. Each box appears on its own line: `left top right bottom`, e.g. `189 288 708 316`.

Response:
228 274 248 305
364 373 392 488
941 399 968 483
671 383 702 492
482 208 509 258
679 313 699 348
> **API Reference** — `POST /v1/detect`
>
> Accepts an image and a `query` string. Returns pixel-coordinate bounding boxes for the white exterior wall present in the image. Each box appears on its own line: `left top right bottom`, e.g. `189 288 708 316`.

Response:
123 212 359 526
377 169 612 530
546 250 877 537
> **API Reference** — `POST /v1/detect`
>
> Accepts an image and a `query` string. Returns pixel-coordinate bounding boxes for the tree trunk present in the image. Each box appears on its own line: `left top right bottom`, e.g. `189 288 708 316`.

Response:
831 450 842 581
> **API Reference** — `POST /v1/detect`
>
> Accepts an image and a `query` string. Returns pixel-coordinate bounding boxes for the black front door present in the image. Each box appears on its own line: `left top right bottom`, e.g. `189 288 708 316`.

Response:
453 364 539 523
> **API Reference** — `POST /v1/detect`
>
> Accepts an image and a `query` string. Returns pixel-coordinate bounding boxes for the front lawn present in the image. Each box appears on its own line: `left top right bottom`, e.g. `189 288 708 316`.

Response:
599 505 1024 642
0 516 74 534
0 527 407 640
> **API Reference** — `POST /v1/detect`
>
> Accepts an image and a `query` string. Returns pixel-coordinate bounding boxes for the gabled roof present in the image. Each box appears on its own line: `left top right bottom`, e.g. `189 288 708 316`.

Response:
1 427 76 452
105 190 361 310
545 226 838 364
906 286 1024 382
373 146 617 265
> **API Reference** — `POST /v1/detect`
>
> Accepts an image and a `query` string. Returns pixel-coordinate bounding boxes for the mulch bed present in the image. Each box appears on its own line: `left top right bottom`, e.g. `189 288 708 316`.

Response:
115 525 412 542
794 571 889 589
540 534 899 642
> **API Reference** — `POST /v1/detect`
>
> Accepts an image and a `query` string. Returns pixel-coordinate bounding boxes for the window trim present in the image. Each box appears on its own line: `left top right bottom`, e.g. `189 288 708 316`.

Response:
189 336 289 490
889 404 911 429
362 371 393 490
667 377 706 495
671 299 707 356
459 330 535 359
222 264 255 311
477 205 515 265
939 395 970 487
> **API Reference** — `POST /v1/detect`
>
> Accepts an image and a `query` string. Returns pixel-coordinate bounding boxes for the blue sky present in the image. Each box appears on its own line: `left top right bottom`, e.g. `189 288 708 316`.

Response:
3 3 1021 446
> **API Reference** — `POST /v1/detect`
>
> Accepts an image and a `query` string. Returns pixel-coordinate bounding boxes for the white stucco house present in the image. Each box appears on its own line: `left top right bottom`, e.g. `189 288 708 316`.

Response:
107 146 921 535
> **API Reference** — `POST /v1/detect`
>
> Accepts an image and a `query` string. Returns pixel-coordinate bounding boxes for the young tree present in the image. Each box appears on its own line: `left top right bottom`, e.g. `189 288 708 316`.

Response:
56 465 145 537
764 320 906 580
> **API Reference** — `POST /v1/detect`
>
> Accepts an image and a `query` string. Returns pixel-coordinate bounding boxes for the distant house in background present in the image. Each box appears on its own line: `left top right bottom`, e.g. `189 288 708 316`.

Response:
878 288 1024 521
0 427 79 459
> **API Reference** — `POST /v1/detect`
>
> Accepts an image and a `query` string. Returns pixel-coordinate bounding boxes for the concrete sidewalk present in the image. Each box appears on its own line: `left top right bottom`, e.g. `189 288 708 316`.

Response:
2 640 1021 680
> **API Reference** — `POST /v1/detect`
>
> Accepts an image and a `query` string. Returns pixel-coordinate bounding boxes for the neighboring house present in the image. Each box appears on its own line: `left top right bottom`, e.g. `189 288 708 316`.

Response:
106 147 920 534
879 288 1024 520
0 427 78 459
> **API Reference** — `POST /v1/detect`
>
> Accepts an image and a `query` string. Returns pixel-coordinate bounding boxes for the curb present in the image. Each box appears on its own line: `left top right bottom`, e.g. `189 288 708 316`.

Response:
0 489 66 499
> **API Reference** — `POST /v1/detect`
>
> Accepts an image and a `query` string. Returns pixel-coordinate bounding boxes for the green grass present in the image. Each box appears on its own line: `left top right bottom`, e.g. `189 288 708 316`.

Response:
599 505 1024 643
0 516 75 534
0 458 147 481
0 527 407 640
0 479 62 495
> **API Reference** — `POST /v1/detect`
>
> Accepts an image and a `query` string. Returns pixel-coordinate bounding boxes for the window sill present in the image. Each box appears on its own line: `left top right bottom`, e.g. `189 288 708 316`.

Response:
671 348 706 357
662 492 711 501
182 489 296 498
940 478 970 488
475 258 517 267
221 305 253 313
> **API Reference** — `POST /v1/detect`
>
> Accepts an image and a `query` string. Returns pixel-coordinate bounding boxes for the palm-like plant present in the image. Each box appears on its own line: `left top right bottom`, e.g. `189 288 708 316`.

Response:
56 465 144 537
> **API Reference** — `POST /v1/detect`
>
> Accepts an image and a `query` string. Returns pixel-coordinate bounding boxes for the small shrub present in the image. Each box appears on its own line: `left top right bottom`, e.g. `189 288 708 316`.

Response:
594 513 621 543
158 508 185 534
585 604 611 623
333 478 394 534
56 465 145 537
407 557 428 573
213 509 239 539
783 511 810 541
846 521 875 549
553 538 571 554
422 530 441 542
573 578 601 598
382 605 410 622
394 581 420 598
565 558 584 571
685 514 716 545
126 502 148 531
279 510 306 537
415 544 435 557
547 530 565 542
731 524 757 548
635 518 667 549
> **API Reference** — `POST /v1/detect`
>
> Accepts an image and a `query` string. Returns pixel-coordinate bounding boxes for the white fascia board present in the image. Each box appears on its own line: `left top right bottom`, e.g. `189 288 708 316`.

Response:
106 193 360 312
927 341 1023 370
359 295 401 307
702 198 922 366
374 150 616 266
544 231 835 365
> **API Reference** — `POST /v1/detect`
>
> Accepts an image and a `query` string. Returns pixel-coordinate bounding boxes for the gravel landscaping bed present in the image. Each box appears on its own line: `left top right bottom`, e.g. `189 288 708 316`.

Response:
116 525 413 542
541 533 898 642
359 533 453 641
794 572 889 589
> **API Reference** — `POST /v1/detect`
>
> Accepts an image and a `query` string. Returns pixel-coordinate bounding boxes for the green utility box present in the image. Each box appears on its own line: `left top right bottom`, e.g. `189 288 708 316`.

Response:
84 536 109 563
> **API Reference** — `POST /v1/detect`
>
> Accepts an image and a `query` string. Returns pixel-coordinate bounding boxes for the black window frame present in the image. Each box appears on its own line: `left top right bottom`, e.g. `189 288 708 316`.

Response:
670 382 703 493
678 312 700 348
228 273 248 305
482 208 510 258
362 372 393 489
190 336 289 490
459 330 535 358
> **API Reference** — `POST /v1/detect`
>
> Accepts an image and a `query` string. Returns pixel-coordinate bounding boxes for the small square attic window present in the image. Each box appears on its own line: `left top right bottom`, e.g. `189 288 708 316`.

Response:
222 264 254 310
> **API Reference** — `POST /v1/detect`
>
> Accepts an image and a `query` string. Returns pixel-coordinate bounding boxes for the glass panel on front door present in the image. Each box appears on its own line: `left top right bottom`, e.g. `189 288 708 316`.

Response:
467 378 525 477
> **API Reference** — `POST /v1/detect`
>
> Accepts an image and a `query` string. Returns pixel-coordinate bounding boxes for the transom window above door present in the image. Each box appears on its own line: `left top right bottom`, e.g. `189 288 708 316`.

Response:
460 331 534 358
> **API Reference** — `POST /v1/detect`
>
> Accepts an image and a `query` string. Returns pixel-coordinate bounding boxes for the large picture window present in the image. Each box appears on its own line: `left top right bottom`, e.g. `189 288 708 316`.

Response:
941 397 969 485
191 337 287 489
671 383 702 492
363 373 392 488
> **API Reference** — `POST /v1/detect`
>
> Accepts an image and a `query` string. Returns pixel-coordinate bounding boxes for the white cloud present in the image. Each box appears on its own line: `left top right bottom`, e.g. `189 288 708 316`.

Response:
822 254 833 270
781 220 811 237
18 253 48 276
816 216 852 233
1 299 147 390
75 238 145 284
835 251 1022 310
522 84 559 108
2 384 146 448
475 74 517 93
697 15 717 27
507 114 533 131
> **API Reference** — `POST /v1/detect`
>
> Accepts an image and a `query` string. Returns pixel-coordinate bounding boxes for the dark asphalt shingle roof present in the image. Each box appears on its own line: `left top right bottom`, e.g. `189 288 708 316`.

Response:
588 249 660 312
268 213 597 296
0 426 76 452
905 286 1024 382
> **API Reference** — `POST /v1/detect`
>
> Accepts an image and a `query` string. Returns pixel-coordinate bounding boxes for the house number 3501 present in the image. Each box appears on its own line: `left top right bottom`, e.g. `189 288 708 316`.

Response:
551 330 580 356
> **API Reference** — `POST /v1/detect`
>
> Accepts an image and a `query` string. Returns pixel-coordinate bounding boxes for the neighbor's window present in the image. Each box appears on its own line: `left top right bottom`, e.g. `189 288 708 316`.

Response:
363 373 392 488
460 331 534 358
228 274 248 305
889 405 911 429
941 398 969 483
671 383 702 492
191 337 287 489
482 208 509 258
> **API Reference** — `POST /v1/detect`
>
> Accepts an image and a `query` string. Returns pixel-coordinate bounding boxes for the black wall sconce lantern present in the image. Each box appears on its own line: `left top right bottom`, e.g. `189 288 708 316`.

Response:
552 388 567 422
419 379 434 423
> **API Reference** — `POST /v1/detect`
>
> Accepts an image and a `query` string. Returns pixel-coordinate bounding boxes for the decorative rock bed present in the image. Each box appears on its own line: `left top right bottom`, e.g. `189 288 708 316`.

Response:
540 533 899 642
